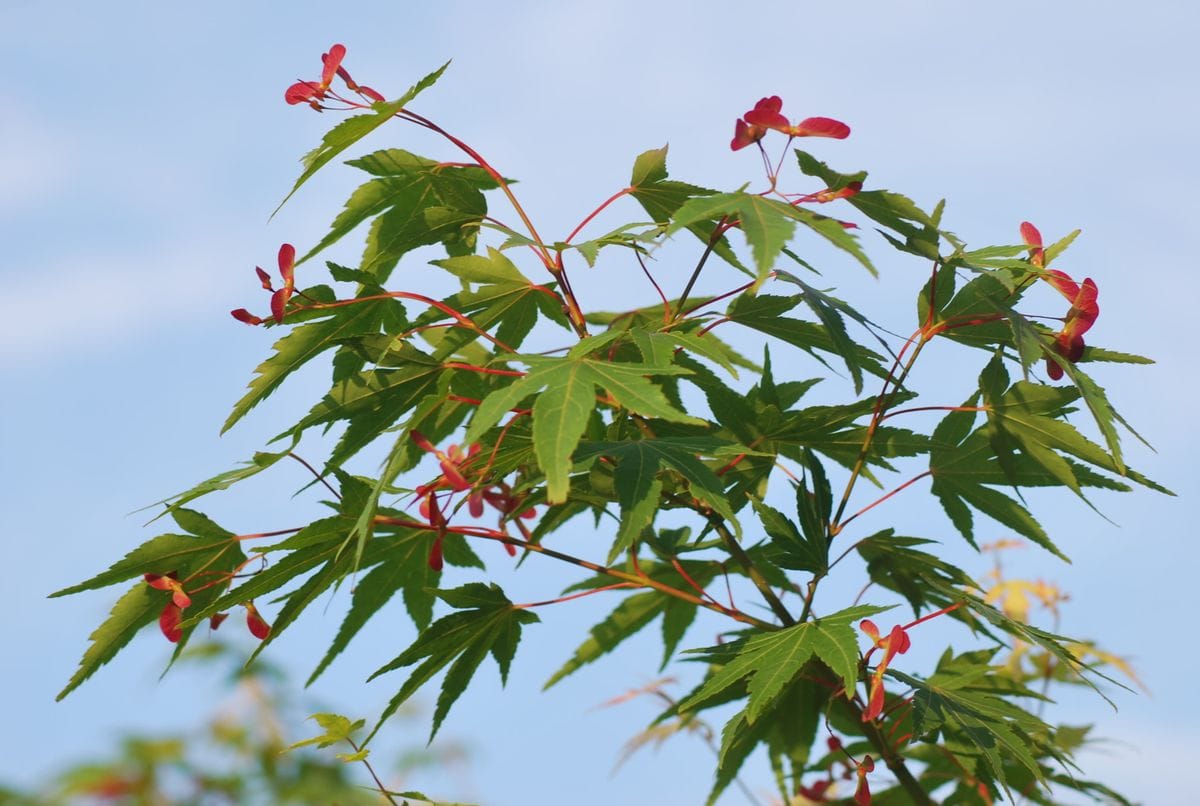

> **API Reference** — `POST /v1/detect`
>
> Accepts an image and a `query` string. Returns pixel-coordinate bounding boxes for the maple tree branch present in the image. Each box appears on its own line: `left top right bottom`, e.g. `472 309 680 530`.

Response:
837 471 932 531
564 187 632 244
831 329 929 535
372 516 777 630
797 576 821 624
288 452 340 500
303 291 515 352
706 516 795 627
673 216 731 321
858 713 936 805
399 109 552 267
344 737 399 806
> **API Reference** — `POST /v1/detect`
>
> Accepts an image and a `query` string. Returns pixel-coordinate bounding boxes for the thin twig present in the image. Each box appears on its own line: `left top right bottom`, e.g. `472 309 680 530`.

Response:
288 452 340 500
707 517 795 627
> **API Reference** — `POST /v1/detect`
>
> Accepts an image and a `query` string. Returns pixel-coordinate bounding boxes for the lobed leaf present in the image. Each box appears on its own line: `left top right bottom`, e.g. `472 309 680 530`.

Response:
369 583 539 742
224 302 391 433
274 62 450 215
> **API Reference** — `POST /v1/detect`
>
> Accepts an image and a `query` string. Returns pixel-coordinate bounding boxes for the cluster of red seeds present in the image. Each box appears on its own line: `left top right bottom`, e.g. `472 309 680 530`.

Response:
411 431 536 571
797 737 877 805
730 95 850 151
284 44 384 109
231 243 297 326
1021 221 1100 380
144 573 269 644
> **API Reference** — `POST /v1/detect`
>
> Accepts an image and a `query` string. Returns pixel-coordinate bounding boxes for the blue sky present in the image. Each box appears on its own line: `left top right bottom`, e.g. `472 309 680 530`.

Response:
3 2 1198 803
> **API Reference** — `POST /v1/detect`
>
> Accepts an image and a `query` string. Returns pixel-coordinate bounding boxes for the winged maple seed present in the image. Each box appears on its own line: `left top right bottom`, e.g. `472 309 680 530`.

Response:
731 95 851 151
244 602 271 640
285 43 384 110
270 243 297 324
144 572 192 643
793 181 863 205
158 602 184 643
411 432 536 567
143 573 268 643
860 602 963 722
796 737 876 803
859 619 912 722
854 755 876 806
230 243 298 326
143 572 191 609
1021 221 1100 380
412 431 476 492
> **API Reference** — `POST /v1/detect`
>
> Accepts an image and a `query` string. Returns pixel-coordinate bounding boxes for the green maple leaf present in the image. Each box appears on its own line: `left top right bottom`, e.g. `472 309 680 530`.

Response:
144 447 293 518
890 650 1055 792
795 149 940 249
575 437 744 556
408 248 570 358
752 498 827 574
774 271 881 393
223 301 393 433
857 531 978 616
297 149 494 272
464 352 701 503
279 344 446 467
306 531 442 686
723 294 888 385
983 372 1169 498
357 176 488 281
286 712 366 754
544 561 720 688
55 509 247 699
56 584 161 701
274 62 449 216
628 145 747 274
678 605 889 724
668 191 875 281
367 583 539 742
52 508 240 599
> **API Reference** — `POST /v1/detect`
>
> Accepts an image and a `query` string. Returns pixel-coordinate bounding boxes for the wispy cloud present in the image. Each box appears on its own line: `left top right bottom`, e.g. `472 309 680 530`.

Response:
0 98 75 214
0 241 240 364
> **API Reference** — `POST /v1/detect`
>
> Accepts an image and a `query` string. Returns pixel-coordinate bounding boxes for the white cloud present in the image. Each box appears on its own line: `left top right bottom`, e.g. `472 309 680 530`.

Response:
0 241 239 364
0 99 75 213
1074 722 1200 804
